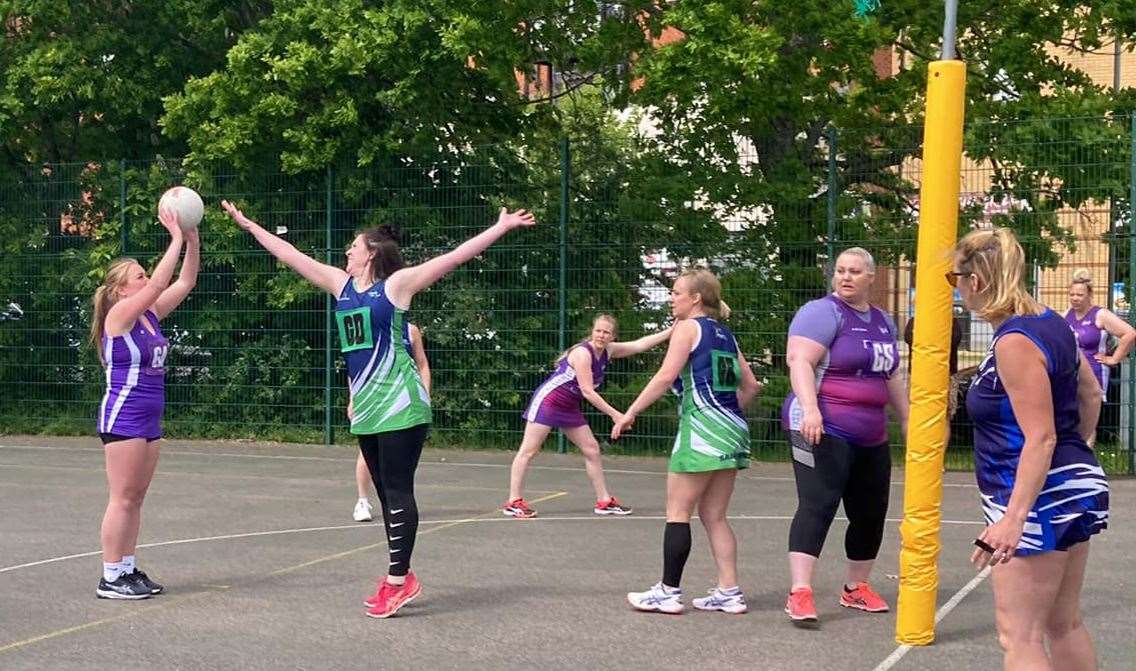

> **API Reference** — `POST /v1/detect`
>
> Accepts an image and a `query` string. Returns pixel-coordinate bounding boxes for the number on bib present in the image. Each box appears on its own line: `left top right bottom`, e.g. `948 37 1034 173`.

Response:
870 342 896 373
150 345 168 369
711 350 740 392
336 307 374 352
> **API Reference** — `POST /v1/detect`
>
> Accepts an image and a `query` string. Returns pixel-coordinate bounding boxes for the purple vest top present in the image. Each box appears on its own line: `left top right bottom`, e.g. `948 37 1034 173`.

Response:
782 296 899 446
97 310 169 436
1064 306 1107 390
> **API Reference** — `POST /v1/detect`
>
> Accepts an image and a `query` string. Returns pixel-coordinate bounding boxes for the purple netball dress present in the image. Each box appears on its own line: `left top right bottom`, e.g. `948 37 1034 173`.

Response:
523 342 609 428
97 310 169 440
781 295 899 447
1064 306 1108 395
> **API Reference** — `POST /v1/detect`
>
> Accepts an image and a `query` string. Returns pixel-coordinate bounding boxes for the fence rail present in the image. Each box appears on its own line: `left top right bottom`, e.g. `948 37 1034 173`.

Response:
1 115 1133 474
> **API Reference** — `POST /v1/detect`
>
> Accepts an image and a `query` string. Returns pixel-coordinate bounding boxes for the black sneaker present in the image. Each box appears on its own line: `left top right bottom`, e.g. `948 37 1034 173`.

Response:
131 569 164 595
96 574 152 600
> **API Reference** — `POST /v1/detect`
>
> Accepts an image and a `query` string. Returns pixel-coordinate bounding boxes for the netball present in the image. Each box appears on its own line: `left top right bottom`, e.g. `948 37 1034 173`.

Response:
158 186 204 231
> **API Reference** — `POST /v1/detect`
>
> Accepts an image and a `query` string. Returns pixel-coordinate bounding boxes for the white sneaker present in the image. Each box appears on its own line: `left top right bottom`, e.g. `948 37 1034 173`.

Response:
353 498 373 522
627 582 684 614
692 587 747 614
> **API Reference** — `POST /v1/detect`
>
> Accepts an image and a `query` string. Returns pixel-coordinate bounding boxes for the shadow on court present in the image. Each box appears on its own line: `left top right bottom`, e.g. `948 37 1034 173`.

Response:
0 435 1132 670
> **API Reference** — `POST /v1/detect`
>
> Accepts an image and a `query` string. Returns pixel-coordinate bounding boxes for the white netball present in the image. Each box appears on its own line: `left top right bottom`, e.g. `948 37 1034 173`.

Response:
158 186 205 231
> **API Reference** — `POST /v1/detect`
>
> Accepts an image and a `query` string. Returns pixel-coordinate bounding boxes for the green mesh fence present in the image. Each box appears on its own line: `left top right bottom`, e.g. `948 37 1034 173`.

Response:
1 116 1133 474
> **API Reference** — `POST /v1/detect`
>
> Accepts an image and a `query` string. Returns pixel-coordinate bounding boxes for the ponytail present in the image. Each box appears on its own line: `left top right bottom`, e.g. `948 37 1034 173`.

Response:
360 225 406 283
953 228 1042 321
89 258 136 365
679 268 731 320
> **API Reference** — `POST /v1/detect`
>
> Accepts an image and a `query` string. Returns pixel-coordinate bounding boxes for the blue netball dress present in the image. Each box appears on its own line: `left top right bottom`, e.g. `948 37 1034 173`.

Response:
966 309 1109 555
97 310 169 440
669 317 750 472
336 280 431 435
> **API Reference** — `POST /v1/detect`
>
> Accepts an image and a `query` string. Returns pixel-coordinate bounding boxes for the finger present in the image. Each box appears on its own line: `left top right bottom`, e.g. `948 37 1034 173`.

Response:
970 547 983 565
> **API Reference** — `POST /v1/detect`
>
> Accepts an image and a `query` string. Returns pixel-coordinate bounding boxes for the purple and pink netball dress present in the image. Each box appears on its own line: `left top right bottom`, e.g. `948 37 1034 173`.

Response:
1064 306 1109 395
781 295 899 447
98 310 169 441
523 342 609 428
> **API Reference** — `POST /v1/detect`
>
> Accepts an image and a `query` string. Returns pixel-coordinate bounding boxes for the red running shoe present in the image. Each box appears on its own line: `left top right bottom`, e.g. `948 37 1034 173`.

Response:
503 498 537 519
364 577 395 609
594 496 633 516
366 572 422 619
785 587 819 627
839 582 889 613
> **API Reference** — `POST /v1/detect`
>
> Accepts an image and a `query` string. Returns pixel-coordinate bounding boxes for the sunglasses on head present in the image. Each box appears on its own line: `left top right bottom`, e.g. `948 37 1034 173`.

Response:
944 271 969 288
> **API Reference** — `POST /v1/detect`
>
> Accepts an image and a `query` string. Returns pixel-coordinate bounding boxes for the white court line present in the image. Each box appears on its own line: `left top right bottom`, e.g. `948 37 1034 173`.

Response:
0 514 982 576
0 443 979 488
872 566 992 671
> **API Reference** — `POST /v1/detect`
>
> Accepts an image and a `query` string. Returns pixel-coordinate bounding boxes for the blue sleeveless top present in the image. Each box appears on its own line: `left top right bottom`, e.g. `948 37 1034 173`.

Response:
966 309 1108 553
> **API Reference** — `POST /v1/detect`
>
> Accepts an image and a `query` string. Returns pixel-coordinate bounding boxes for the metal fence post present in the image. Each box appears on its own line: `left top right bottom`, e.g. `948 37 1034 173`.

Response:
1128 115 1136 475
558 136 570 454
325 165 335 446
119 159 129 254
826 126 838 267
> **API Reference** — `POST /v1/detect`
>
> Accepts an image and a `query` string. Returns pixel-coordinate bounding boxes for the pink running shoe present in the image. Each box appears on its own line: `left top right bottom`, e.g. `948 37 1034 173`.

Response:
785 587 819 627
839 582 889 613
366 572 422 619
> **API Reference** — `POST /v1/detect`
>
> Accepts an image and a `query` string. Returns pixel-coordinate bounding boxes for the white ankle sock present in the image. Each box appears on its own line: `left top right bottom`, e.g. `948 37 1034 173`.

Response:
103 562 124 582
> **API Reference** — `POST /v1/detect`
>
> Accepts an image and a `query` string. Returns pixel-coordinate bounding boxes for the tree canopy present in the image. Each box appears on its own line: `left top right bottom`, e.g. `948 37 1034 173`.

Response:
1 1 1134 445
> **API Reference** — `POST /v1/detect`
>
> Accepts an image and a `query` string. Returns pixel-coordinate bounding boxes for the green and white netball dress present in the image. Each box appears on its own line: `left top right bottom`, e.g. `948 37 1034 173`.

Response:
669 317 750 472
336 279 431 434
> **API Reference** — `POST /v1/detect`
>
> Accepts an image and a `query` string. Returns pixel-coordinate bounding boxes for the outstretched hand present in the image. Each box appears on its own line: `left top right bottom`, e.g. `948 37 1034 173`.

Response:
157 205 184 238
497 207 536 230
221 200 256 231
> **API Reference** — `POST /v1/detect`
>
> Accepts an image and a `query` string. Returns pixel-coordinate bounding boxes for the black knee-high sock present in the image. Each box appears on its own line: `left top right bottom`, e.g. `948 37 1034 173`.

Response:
662 522 691 589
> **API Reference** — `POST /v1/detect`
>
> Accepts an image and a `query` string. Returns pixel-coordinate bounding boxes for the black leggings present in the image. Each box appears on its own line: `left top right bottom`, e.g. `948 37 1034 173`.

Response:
358 424 429 577
787 432 891 561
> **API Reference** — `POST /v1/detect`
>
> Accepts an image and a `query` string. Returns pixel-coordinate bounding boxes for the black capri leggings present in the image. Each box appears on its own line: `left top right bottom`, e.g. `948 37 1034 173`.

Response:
358 423 429 577
787 432 891 561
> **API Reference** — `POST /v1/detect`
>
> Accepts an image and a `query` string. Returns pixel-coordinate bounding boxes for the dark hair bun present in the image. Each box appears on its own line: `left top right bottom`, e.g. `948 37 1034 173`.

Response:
375 224 402 244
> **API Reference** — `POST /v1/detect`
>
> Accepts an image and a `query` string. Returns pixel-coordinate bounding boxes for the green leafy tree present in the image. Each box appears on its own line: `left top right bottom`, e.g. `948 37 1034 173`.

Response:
620 0 1136 348
0 1 256 433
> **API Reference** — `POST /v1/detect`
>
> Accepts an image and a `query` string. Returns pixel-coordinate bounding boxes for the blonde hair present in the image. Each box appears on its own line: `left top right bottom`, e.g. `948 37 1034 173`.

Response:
89 258 137 364
954 228 1043 321
678 268 731 320
554 313 620 364
1070 268 1093 294
835 247 876 274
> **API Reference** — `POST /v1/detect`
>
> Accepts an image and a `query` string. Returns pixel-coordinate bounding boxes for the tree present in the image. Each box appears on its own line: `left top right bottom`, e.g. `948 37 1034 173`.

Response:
617 0 1136 345
0 1 262 434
